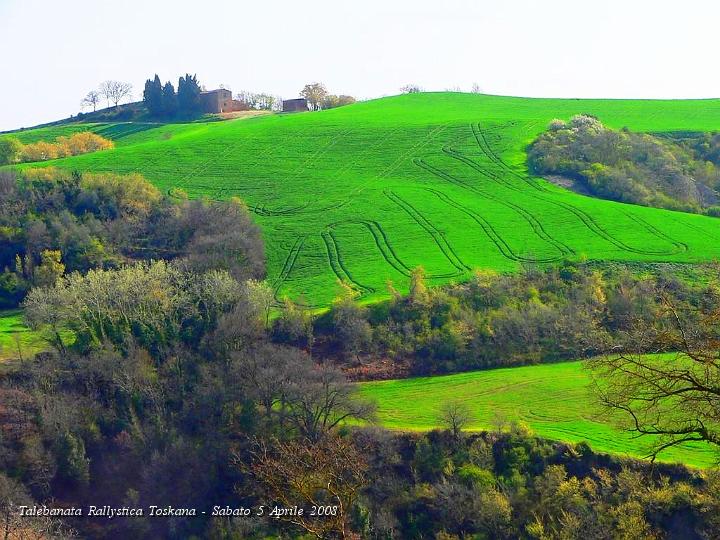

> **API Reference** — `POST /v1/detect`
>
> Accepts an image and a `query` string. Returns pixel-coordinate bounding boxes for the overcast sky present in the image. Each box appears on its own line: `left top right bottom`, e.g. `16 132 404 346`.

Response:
1 0 718 131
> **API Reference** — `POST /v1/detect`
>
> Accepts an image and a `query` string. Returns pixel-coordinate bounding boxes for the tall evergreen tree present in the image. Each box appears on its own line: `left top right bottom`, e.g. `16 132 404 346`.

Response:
143 74 163 117
161 81 177 118
177 73 201 116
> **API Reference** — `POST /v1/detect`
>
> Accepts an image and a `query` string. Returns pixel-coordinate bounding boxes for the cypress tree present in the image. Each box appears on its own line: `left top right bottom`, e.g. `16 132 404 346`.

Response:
177 73 201 116
143 74 163 117
161 81 177 118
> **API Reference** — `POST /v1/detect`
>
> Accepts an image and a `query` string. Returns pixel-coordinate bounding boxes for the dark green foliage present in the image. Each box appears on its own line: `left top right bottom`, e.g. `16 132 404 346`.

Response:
0 137 22 165
2 251 720 538
352 428 720 539
0 271 27 309
0 169 265 308
528 115 720 214
54 431 90 486
177 73 201 116
142 74 163 117
161 81 177 117
320 263 720 375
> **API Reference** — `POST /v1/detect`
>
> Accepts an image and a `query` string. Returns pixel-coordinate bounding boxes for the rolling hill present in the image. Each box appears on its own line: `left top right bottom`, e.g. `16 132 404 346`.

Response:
8 92 720 308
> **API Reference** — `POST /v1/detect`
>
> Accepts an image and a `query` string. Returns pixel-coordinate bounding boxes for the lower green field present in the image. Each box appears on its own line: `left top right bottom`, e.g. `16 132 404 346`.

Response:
7 93 720 307
358 359 718 469
0 310 46 362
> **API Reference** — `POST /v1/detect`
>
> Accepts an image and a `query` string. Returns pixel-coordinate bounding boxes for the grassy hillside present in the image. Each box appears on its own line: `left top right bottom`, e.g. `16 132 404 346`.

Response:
0 310 46 362
11 93 720 307
2 121 169 146
358 358 717 468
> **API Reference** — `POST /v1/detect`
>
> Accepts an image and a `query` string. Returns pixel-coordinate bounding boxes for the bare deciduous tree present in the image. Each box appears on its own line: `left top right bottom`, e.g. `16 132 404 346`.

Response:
99 80 133 109
239 435 368 539
400 84 422 94
439 399 475 440
588 296 720 462
81 90 100 112
285 361 376 441
231 343 375 440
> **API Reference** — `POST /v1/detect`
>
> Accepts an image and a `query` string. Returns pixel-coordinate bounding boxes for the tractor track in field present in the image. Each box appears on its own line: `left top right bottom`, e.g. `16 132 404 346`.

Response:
456 122 687 257
422 188 564 263
414 158 572 260
376 124 449 181
331 220 413 277
174 126 317 203
330 215 469 280
321 230 375 296
668 216 720 243
621 211 688 254
471 122 548 191
272 236 306 302
384 190 471 274
254 127 407 217
253 199 352 217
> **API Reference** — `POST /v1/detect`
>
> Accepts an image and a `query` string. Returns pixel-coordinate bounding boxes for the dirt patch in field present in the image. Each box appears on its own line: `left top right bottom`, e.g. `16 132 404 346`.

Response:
216 110 272 121
544 174 593 196
342 357 412 381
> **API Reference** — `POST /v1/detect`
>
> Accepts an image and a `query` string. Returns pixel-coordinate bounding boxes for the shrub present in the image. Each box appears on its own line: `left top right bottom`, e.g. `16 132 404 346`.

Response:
21 140 58 162
0 137 22 165
18 132 114 163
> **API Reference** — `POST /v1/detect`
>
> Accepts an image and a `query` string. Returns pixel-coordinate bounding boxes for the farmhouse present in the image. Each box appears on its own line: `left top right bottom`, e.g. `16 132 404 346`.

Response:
282 98 309 112
200 89 248 113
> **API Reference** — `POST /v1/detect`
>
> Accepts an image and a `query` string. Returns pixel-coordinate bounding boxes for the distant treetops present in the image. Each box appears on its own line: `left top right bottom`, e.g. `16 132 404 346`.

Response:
299 82 356 111
143 73 202 118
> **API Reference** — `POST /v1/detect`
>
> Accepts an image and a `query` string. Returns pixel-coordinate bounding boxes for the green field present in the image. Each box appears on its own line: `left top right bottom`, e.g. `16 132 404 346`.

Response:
0 310 45 362
6 93 720 307
358 359 718 468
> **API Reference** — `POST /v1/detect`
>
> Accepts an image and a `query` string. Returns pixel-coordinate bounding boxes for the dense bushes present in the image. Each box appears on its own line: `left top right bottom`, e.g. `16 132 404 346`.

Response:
4 257 719 538
528 115 720 214
351 427 720 539
318 263 720 376
0 265 373 538
0 132 114 164
0 168 265 308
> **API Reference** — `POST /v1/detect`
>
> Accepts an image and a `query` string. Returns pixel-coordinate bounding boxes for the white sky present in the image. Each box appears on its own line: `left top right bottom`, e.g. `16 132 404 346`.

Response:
1 0 719 131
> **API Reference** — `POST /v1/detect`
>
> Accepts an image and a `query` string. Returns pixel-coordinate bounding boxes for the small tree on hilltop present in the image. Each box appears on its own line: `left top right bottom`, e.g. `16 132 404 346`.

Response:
99 80 133 109
81 90 100 112
300 82 328 111
322 94 356 109
401 84 422 94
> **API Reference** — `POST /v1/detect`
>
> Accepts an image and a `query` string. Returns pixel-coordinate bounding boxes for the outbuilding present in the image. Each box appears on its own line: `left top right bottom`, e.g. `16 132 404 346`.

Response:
200 89 248 113
282 98 309 112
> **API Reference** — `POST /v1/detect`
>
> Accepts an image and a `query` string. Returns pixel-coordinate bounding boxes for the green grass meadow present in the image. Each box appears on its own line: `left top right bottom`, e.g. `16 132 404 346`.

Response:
0 310 46 362
6 92 720 308
358 359 718 469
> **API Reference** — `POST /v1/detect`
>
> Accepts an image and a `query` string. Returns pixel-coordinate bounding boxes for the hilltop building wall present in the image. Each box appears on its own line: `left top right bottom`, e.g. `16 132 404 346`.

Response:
200 89 248 113
282 98 309 112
